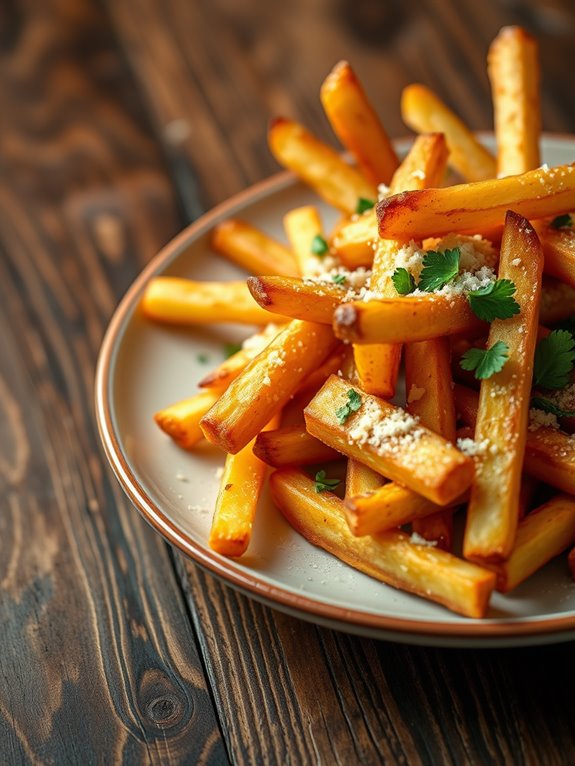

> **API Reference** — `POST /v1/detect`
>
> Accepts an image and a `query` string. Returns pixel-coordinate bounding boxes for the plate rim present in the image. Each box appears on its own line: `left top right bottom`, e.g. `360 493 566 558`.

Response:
95 133 575 642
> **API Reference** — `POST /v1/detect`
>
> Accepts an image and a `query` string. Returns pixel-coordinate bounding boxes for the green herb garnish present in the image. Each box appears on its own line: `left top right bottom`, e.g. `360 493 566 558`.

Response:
530 397 575 419
533 330 575 389
550 213 573 229
460 341 509 380
311 234 329 256
314 470 341 493
418 248 460 292
467 279 520 322
355 197 375 215
392 267 416 295
197 353 210 364
223 342 242 359
335 389 362 425
332 273 347 286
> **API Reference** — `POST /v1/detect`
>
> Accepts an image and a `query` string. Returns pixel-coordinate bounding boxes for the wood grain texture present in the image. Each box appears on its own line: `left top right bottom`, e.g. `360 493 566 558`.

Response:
0 2 226 764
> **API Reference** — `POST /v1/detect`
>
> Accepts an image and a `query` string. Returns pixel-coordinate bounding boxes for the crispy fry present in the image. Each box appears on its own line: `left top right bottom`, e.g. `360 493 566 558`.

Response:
488 26 540 177
283 205 325 276
320 60 399 186
201 320 339 454
401 84 496 181
253 425 340 467
334 294 484 345
270 468 495 618
304 375 474 505
142 277 280 326
209 415 280 557
463 214 543 562
212 219 298 277
154 389 221 449
377 164 575 240
486 495 575 592
247 275 343 324
345 460 384 500
268 117 377 214
539 221 575 288
330 211 378 270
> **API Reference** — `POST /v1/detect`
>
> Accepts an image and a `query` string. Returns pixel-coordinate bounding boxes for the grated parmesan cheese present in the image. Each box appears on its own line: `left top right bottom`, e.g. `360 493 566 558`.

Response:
410 531 437 547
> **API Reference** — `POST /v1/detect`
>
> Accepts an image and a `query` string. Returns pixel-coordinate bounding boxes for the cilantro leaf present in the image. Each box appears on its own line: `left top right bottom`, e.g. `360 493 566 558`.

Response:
533 330 575 389
550 213 573 229
530 397 575 419
467 279 520 322
197 353 210 364
332 273 347 286
223 342 242 359
314 469 341 493
336 389 363 425
311 234 329 256
460 341 509 380
418 248 460 292
392 267 416 295
355 197 375 215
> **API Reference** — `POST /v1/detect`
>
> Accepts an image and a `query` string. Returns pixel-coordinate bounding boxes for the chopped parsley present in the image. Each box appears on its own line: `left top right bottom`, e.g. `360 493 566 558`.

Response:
355 197 375 215
467 279 520 322
530 397 575 419
550 213 573 229
391 267 416 295
460 341 509 380
223 342 242 359
418 248 460 292
311 234 329 256
332 273 347 286
533 330 575 389
314 470 341 493
197 353 210 364
336 389 362 425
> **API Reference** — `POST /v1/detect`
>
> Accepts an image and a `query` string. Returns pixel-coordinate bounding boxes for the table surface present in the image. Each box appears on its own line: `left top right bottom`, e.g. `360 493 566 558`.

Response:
2 1 575 763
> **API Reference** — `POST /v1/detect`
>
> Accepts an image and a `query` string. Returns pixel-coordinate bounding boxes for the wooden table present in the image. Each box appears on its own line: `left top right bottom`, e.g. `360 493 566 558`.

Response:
2 1 575 763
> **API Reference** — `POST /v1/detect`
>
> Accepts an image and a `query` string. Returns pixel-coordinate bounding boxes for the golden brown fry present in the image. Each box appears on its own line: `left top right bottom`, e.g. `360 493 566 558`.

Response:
334 294 484 344
141 277 280 326
154 389 221 449
209 415 280 557
253 425 340 467
488 26 540 177
345 460 384 501
304 375 474 505
486 495 575 592
377 164 575 240
270 468 495 618
401 84 496 181
198 325 281 390
463 214 543 563
330 211 378 270
539 221 575 289
212 219 299 277
247 275 343 324
320 60 399 186
201 320 339 454
283 206 325 276
268 117 377 215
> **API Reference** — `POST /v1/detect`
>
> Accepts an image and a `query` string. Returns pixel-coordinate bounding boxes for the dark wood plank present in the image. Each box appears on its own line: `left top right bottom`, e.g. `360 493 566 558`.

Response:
0 2 227 763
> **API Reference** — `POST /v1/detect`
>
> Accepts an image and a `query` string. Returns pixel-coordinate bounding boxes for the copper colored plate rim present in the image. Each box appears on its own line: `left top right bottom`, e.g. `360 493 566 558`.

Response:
95 134 575 641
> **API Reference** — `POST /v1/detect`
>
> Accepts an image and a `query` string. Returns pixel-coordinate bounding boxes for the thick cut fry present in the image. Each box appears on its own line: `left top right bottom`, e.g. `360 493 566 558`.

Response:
401 84 496 181
464 213 543 563
304 375 474 505
486 495 575 592
201 320 339 454
142 277 280 326
283 206 325 276
270 468 495 618
212 219 298 277
330 211 378 270
268 117 377 215
154 389 221 449
377 164 575 240
320 60 399 186
209 415 280 557
488 27 540 177
406 338 457 549
334 295 484 344
540 278 575 324
539 222 575 288
253 425 340 467
247 275 343 324
345 460 384 501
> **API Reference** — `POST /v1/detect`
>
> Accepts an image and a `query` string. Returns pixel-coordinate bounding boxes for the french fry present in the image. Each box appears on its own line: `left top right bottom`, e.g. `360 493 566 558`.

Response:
464 213 544 563
247 275 343 324
345 460 384 500
279 348 347 427
253 425 340 467
283 206 325 276
141 277 280 326
486 495 575 592
304 375 474 505
154 389 221 449
334 294 484 344
540 277 575 324
401 84 496 181
270 468 495 618
488 26 540 177
377 164 575 240
212 219 299 277
268 117 377 215
406 338 457 549
320 60 399 186
201 320 339 453
209 415 280 557
569 546 575 580
539 222 575 288
330 211 378 270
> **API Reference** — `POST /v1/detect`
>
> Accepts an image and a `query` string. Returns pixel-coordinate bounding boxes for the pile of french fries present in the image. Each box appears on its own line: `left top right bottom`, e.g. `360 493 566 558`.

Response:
142 27 575 619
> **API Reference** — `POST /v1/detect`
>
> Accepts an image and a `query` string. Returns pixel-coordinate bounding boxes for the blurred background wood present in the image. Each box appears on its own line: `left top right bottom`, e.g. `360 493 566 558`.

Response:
1 0 575 763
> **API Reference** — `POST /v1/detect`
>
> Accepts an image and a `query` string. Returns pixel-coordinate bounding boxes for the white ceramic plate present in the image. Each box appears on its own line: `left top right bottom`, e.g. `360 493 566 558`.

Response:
96 136 575 648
